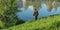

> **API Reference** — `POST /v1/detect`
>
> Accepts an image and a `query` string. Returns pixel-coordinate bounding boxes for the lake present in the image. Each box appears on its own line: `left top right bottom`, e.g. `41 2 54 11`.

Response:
17 2 60 21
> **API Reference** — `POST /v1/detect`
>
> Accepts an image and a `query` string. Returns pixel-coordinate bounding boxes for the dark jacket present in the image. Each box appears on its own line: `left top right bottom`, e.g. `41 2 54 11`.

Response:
33 11 38 16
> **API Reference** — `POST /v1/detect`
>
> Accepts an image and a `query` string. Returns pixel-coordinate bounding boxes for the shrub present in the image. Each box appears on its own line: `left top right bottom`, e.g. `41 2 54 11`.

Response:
5 19 18 28
0 20 4 29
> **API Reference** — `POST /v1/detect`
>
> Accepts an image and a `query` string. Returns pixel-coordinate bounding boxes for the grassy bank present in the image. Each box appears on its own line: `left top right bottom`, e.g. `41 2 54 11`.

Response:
2 15 60 30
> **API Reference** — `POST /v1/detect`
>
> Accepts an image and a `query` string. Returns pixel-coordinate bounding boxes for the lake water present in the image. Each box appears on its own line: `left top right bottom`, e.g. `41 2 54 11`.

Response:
17 3 60 21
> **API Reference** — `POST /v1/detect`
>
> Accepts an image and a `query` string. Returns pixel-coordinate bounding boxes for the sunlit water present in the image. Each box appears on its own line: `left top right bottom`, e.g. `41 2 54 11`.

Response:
17 3 60 21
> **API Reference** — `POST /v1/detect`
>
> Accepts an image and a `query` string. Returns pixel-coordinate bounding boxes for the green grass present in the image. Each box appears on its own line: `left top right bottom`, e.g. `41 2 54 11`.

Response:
2 15 60 30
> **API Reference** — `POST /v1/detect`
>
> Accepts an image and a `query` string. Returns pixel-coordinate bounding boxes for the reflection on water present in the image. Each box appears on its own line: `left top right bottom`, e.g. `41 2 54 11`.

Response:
17 3 60 21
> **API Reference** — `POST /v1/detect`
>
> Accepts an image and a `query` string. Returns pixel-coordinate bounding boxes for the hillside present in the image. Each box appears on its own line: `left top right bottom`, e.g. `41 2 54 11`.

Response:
3 15 60 30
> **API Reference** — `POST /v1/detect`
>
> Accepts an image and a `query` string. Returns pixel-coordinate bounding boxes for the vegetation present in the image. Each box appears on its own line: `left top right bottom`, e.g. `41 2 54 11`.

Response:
0 20 4 29
23 0 59 11
0 0 25 28
2 14 60 30
0 0 60 30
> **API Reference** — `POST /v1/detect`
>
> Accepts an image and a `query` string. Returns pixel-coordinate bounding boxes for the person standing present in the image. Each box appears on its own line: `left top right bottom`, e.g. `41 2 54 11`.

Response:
33 8 39 20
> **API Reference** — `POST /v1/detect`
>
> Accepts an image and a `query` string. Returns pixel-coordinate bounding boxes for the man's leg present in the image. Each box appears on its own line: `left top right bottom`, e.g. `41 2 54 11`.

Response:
35 16 37 20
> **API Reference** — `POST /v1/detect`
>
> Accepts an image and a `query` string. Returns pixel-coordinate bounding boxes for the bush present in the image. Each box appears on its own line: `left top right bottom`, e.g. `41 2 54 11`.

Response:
5 19 17 28
15 20 25 25
5 19 25 28
0 20 4 29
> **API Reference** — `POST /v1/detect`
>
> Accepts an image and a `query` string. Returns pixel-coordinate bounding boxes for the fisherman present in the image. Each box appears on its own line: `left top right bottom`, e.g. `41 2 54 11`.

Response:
33 8 39 20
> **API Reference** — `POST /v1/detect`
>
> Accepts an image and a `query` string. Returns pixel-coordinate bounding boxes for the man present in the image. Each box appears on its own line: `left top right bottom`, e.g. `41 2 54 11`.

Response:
33 8 39 20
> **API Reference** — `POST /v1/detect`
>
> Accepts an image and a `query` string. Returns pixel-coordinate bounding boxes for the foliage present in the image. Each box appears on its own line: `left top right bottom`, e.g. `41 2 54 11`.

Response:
0 0 60 30
2 15 60 30
54 0 58 10
0 20 4 29
47 0 52 11
57 0 60 2
23 0 60 11
15 20 25 25
23 0 41 10
0 0 20 28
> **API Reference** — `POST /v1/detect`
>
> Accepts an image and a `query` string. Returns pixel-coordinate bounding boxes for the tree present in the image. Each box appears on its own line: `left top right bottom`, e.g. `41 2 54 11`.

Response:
54 0 58 10
22 0 41 10
47 0 52 11
0 0 20 27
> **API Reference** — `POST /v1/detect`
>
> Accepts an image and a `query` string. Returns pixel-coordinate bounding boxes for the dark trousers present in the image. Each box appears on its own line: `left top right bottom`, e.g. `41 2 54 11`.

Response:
35 16 37 20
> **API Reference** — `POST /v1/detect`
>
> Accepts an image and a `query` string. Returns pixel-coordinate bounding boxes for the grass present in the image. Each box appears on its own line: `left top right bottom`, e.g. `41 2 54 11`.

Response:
2 14 60 30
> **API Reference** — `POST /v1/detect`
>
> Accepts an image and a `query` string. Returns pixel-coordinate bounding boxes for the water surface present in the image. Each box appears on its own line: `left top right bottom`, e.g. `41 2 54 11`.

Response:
17 3 60 21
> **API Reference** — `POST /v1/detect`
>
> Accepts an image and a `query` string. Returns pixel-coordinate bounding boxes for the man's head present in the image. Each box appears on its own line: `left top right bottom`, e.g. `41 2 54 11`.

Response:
34 8 37 11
